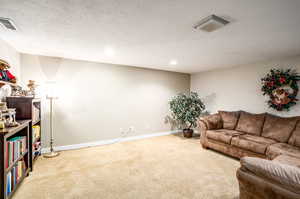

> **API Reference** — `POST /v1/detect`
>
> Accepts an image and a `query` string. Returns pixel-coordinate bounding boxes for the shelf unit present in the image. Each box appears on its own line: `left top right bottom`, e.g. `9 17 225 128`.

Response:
6 97 42 171
0 120 31 199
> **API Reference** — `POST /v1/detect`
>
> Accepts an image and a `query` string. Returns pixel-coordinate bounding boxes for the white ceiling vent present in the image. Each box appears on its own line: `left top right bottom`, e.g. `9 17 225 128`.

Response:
194 15 229 32
0 18 17 31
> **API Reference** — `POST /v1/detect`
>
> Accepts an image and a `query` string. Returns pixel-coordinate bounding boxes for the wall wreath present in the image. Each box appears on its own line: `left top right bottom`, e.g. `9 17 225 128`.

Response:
261 68 300 111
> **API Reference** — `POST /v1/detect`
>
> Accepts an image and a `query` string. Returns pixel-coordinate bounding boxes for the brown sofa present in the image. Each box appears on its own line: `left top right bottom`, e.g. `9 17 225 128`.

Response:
199 110 300 199
237 156 300 199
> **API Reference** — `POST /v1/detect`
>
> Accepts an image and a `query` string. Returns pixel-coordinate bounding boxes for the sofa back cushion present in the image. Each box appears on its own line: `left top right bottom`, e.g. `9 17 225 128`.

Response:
236 111 266 135
203 113 223 130
218 111 240 130
288 121 300 147
262 114 298 143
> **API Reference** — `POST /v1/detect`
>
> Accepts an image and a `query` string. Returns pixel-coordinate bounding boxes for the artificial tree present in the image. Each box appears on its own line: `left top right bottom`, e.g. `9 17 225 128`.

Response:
169 92 205 138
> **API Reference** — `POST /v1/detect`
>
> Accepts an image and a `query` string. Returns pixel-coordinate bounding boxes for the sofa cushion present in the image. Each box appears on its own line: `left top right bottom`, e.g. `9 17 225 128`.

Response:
201 113 223 130
240 157 300 194
266 143 300 160
206 129 244 144
288 121 300 147
231 134 276 154
236 111 266 136
218 111 240 130
262 114 298 143
273 155 300 168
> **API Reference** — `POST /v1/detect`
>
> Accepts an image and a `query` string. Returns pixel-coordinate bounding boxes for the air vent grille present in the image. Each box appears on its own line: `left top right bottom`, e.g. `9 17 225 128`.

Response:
194 15 229 32
0 18 17 31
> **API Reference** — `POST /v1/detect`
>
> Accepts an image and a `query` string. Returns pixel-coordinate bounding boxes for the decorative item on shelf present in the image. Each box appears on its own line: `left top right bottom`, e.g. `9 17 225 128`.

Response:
26 80 38 97
169 92 205 138
0 102 18 127
43 81 60 158
0 112 5 129
261 68 300 111
1 108 19 127
0 84 12 101
0 59 16 83
0 102 7 111
11 85 23 96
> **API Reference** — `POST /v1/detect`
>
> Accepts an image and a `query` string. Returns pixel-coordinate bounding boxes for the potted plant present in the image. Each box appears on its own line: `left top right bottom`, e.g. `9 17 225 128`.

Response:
169 92 205 138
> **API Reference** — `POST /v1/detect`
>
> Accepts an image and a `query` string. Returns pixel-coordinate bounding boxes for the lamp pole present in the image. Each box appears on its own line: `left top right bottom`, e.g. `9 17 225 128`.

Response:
43 96 59 158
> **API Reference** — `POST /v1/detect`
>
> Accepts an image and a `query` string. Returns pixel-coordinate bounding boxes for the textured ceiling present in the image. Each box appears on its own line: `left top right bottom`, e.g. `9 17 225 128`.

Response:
1 0 300 73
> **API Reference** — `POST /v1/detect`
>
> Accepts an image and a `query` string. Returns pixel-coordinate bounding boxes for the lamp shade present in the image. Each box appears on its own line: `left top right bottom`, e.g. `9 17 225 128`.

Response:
45 81 58 99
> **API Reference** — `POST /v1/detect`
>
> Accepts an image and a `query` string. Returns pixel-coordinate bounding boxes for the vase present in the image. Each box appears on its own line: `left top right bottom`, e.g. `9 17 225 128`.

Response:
183 129 193 138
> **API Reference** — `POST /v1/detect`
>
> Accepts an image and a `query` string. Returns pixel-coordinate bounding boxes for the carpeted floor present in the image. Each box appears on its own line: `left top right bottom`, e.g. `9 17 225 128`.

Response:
14 134 240 199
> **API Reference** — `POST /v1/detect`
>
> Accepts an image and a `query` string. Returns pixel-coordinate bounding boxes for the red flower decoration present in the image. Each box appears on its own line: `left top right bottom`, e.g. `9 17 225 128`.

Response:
268 81 274 87
279 77 286 84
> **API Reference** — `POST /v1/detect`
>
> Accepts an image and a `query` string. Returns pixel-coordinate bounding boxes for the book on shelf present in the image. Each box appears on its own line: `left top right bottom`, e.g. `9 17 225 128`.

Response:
32 125 41 142
6 160 26 196
33 141 41 158
6 136 27 169
32 104 40 123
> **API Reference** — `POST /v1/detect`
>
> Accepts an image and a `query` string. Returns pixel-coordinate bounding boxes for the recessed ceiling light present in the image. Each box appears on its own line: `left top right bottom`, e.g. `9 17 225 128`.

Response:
104 47 115 57
169 60 178 65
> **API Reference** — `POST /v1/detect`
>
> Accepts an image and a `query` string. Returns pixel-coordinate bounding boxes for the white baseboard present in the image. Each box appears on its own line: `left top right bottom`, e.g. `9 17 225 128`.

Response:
41 130 180 154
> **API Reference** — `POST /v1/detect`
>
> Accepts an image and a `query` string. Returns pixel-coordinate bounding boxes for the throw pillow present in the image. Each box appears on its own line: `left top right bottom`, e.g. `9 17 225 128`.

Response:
218 111 240 130
236 111 266 136
205 113 223 130
262 114 298 143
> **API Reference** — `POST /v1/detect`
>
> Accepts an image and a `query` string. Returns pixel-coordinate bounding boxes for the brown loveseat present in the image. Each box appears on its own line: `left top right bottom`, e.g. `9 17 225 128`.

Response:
199 111 300 199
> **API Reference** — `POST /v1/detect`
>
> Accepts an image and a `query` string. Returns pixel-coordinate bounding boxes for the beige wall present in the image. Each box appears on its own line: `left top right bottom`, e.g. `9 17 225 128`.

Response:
191 55 300 117
0 39 21 79
20 54 190 147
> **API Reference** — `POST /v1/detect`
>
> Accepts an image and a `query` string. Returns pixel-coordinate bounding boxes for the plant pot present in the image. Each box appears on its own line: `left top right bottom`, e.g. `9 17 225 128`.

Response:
183 129 193 138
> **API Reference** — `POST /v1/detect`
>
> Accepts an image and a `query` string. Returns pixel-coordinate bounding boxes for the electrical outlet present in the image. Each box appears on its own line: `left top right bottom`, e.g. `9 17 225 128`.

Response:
129 126 134 133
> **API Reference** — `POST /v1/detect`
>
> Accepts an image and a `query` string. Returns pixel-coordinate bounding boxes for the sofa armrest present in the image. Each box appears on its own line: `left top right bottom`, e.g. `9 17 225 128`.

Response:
198 119 209 148
198 119 207 131
240 157 300 194
199 113 223 130
198 114 222 148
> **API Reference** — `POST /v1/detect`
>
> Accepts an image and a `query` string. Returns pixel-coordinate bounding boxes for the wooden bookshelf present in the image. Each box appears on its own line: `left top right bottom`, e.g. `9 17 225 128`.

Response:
6 97 42 171
0 120 31 199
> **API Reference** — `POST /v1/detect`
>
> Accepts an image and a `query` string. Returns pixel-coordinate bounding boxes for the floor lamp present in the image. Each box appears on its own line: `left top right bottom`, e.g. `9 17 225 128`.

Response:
43 81 59 158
